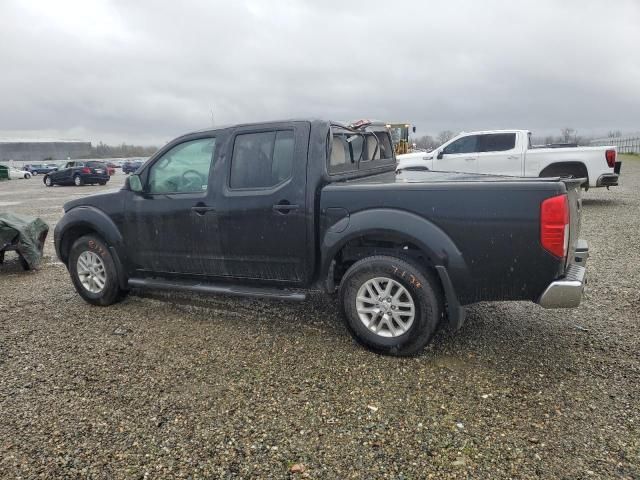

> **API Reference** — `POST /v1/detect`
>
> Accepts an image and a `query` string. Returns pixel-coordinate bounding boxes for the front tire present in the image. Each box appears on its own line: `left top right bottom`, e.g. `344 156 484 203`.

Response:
74 175 84 186
339 255 443 356
44 175 53 186
68 235 127 306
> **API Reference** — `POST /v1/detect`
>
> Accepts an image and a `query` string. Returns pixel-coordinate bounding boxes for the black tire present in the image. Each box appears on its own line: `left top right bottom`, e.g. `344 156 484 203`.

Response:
68 234 127 306
339 255 443 356
74 175 84 186
98 181 107 185
44 175 53 187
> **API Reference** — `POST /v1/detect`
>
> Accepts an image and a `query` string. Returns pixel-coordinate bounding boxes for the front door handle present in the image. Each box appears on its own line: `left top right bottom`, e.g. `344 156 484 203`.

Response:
273 201 299 214
465 157 476 161
507 155 519 160
191 204 216 215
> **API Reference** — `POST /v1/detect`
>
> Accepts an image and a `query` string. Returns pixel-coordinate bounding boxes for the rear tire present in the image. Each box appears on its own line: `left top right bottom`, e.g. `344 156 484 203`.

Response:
339 255 443 356
74 175 84 186
68 234 127 306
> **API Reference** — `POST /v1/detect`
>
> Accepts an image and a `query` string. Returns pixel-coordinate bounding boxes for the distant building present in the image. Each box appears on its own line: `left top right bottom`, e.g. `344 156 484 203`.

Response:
0 139 92 162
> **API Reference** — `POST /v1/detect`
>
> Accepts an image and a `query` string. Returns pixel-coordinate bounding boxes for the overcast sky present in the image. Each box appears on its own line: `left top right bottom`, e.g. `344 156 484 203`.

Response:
1 0 639 145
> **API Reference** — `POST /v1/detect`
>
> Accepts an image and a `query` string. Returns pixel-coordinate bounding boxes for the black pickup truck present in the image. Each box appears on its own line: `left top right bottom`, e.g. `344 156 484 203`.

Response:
54 120 589 355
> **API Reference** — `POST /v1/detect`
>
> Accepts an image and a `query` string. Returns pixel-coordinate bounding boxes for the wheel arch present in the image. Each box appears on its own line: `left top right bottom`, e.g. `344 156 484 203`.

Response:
539 161 589 185
54 206 128 289
320 208 470 326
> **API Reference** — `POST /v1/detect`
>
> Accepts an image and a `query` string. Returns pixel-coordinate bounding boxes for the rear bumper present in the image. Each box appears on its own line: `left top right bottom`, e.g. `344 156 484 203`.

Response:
83 174 110 182
596 173 619 187
538 239 588 309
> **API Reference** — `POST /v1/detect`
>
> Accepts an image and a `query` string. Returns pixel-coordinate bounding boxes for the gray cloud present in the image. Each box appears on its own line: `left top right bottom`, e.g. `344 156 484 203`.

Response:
1 0 638 145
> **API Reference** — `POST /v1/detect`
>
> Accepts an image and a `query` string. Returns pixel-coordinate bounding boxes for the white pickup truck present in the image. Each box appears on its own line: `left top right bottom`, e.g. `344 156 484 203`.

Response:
397 130 621 189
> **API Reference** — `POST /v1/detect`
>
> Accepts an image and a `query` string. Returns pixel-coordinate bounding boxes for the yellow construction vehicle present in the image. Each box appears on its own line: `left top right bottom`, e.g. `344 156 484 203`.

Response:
385 123 416 155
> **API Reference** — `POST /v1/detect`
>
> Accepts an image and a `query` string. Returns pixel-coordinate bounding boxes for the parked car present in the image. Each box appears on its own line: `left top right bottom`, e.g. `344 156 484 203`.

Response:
43 161 110 187
8 167 32 179
397 130 621 189
54 119 588 356
26 163 58 175
122 160 143 174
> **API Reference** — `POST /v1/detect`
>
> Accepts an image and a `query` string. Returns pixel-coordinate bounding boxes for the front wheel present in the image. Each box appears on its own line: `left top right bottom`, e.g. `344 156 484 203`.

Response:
74 175 83 186
339 256 443 356
44 175 53 186
24 172 31 179
68 234 127 306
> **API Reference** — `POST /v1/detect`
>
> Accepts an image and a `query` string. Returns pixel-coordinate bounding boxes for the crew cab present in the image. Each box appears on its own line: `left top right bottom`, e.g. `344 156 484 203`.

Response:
43 160 110 187
54 120 589 356
398 130 621 189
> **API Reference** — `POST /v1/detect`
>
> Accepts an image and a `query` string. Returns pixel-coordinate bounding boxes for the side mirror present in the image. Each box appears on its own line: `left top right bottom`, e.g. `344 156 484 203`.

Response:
437 150 444 160
128 174 143 193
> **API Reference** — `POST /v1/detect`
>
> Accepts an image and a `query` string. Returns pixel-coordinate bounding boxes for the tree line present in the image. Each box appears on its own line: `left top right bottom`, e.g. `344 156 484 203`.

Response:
91 142 158 158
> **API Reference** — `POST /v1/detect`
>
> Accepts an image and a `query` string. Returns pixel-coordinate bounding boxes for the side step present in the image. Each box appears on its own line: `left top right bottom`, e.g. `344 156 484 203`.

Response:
128 277 307 301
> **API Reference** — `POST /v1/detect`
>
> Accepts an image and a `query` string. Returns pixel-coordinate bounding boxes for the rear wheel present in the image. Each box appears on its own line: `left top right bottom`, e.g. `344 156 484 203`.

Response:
68 234 127 306
24 172 31 179
74 175 83 186
44 175 53 186
339 255 443 356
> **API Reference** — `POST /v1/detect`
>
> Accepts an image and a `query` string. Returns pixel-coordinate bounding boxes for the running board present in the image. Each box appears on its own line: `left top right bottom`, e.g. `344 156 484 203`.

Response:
128 277 307 301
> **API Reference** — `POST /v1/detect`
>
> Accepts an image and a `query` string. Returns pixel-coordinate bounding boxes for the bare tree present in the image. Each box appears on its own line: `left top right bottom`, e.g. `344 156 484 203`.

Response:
561 127 576 143
437 130 455 145
411 135 439 151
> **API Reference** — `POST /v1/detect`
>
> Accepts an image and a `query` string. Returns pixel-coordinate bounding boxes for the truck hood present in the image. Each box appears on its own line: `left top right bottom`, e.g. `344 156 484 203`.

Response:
63 188 122 212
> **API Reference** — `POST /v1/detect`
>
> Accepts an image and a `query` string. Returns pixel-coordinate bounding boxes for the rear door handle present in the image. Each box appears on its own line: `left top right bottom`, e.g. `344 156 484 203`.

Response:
465 157 476 161
191 204 216 215
273 201 299 214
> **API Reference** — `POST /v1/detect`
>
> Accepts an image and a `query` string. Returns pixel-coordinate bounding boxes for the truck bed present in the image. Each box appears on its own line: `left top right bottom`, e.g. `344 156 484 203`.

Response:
321 170 582 305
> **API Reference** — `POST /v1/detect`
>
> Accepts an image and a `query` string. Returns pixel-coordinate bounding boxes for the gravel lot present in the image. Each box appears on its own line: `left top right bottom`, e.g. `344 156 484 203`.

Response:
1 160 639 479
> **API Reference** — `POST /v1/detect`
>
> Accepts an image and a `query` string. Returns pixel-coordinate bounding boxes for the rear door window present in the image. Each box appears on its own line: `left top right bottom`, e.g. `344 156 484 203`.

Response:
479 133 516 152
230 130 294 189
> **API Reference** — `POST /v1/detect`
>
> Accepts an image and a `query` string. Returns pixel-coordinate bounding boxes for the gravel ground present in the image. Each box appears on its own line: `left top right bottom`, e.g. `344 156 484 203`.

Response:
1 161 639 479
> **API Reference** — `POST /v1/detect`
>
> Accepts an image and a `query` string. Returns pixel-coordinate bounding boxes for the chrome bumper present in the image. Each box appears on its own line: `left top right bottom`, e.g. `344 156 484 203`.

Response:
538 240 588 309
596 173 619 187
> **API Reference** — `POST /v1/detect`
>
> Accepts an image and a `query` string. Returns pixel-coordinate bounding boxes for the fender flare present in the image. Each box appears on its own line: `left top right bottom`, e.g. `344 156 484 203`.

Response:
320 208 470 322
54 206 128 289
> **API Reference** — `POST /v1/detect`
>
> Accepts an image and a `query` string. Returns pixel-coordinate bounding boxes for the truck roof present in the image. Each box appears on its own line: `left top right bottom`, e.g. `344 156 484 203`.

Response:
458 129 531 136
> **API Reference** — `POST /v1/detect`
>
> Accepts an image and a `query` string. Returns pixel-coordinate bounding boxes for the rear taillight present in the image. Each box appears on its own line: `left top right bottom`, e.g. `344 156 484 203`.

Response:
605 149 616 168
540 194 569 259
81 167 91 174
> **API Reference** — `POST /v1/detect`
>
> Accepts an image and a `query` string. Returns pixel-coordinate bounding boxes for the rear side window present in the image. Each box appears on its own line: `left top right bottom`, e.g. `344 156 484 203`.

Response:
230 130 294 189
443 135 479 155
329 130 395 173
479 133 516 152
87 161 106 168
